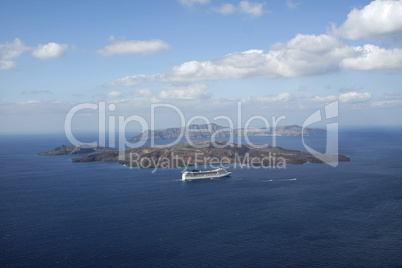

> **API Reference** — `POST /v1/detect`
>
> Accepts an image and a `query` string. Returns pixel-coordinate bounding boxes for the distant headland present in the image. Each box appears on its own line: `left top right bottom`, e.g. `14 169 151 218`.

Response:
37 145 114 156
130 123 326 141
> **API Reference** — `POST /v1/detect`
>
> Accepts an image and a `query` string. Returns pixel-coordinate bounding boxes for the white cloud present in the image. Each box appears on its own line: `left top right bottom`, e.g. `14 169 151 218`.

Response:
241 93 341 112
239 1 266 17
0 38 30 60
159 84 211 100
21 89 53 95
106 90 122 98
106 32 402 88
210 2 266 17
243 93 291 103
339 92 372 103
286 0 299 9
32 42 68 59
177 0 210 7
305 95 337 103
0 38 30 70
107 34 355 87
0 60 16 70
17 100 40 105
334 0 402 40
134 88 152 97
210 3 236 15
97 39 170 56
372 99 402 107
341 44 402 71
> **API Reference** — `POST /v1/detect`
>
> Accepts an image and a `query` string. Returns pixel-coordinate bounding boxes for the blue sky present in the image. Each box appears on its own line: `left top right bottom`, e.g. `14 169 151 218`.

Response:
1 0 402 133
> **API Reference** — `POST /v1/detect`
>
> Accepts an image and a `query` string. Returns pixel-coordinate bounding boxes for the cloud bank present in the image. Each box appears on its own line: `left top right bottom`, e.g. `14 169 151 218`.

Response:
106 33 402 87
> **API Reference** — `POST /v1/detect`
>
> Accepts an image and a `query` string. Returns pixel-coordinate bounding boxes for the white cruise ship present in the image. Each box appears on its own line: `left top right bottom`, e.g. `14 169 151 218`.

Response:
182 168 231 181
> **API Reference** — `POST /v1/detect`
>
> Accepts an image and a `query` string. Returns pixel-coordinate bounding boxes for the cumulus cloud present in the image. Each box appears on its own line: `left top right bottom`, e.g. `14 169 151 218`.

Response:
0 38 30 59
339 92 372 103
239 1 266 17
341 44 402 71
333 0 402 40
210 3 236 15
106 31 402 88
159 84 211 100
106 90 122 98
97 39 170 56
0 60 16 70
106 34 354 87
177 0 210 7
0 38 30 70
32 42 68 59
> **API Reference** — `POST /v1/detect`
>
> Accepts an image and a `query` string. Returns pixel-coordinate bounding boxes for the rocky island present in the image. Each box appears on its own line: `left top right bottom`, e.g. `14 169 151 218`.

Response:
38 124 349 169
68 141 350 168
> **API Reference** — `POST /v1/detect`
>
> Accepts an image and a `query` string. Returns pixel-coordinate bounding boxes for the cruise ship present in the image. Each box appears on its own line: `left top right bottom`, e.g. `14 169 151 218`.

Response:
182 168 231 181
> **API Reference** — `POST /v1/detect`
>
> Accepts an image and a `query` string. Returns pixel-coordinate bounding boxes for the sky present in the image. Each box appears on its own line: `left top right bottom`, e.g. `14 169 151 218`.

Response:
1 0 402 134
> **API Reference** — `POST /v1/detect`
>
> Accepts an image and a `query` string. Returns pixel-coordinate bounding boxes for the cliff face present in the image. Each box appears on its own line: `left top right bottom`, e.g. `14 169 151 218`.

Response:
71 141 350 168
130 123 326 141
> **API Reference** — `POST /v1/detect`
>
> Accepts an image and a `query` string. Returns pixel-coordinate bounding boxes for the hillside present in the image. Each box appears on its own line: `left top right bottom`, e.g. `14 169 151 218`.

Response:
130 123 326 141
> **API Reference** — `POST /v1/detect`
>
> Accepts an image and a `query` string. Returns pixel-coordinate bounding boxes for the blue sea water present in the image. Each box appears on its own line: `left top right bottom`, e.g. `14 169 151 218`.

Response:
1 128 402 267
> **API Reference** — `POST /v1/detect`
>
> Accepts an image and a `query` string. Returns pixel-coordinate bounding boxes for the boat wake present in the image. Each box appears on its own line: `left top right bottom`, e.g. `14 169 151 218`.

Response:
266 178 296 182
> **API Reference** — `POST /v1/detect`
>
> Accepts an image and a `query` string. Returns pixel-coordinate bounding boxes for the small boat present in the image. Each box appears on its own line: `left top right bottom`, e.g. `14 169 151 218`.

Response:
182 168 231 181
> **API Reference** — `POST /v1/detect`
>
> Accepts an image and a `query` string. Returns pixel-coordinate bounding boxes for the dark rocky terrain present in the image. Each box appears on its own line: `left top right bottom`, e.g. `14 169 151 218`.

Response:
70 141 350 168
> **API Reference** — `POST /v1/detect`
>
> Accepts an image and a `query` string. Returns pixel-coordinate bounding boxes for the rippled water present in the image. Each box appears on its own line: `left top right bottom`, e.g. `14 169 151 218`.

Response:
1 128 402 267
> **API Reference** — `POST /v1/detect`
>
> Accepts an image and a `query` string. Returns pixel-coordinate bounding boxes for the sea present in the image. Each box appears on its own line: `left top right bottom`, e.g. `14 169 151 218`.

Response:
1 127 401 267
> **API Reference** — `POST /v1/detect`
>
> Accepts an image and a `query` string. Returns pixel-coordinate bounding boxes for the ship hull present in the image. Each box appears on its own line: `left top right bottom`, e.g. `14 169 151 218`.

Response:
182 168 231 181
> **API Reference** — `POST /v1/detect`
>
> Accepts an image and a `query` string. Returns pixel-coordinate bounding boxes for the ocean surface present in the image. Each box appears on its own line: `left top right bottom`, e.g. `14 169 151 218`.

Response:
1 128 402 267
